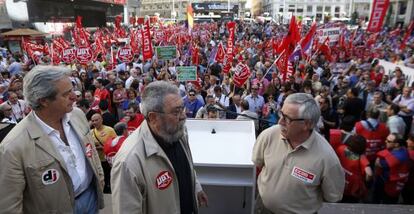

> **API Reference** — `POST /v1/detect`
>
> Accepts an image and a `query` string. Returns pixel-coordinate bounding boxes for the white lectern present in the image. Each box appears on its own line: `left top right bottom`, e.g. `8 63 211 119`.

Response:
186 119 256 214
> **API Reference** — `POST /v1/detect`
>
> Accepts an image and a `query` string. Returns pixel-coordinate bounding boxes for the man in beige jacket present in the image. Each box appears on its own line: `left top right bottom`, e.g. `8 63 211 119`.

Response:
0 66 104 213
111 81 208 214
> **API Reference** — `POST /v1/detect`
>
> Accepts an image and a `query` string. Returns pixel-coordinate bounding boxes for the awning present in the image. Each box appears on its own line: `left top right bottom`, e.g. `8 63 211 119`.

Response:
1 28 47 36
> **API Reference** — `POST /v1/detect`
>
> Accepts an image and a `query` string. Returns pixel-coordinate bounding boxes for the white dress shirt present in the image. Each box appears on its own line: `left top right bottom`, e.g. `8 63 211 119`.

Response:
34 112 93 197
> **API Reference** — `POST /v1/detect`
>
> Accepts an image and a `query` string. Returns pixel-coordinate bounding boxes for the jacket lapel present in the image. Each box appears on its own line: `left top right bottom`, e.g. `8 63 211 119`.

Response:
25 112 69 174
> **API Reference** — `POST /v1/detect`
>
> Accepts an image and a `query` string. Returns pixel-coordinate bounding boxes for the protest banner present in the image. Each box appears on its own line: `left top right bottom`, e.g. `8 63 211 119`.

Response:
177 66 197 81
156 46 177 60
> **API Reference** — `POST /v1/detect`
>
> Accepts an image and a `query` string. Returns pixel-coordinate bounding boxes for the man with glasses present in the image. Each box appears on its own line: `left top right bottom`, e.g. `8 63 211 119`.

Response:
183 89 203 118
374 133 410 204
120 102 145 134
111 81 208 214
252 93 345 214
244 84 265 116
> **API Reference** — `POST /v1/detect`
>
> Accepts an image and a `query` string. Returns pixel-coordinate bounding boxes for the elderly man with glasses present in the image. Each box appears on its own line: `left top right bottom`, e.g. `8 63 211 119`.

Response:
111 81 208 214
252 93 345 214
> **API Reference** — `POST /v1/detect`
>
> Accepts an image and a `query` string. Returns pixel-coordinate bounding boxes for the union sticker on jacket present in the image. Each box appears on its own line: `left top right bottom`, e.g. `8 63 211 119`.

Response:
156 171 173 190
291 166 316 184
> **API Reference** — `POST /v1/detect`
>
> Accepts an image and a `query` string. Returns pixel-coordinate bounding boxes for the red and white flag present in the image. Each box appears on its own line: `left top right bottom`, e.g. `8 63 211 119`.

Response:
222 21 236 73
274 50 289 82
367 0 390 32
215 42 225 64
400 20 414 50
141 19 154 61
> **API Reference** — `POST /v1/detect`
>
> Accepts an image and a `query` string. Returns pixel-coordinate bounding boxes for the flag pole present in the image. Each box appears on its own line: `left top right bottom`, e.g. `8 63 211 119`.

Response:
263 49 285 78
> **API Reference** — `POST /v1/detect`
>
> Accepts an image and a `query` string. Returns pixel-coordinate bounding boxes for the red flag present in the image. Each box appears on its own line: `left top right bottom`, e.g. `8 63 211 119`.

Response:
337 31 346 49
233 63 251 87
75 16 83 28
300 22 317 49
367 0 390 32
278 16 301 56
215 42 225 63
192 44 199 65
390 27 401 37
43 43 50 56
272 38 280 56
400 20 414 50
141 19 154 61
275 50 289 82
115 15 126 38
222 22 236 73
129 16 136 27
318 37 332 61
366 33 379 47
72 16 90 47
129 29 140 54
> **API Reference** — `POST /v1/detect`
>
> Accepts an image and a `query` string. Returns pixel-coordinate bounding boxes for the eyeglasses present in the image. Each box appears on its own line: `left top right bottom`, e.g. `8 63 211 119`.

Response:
278 111 305 124
385 139 395 144
189 94 196 96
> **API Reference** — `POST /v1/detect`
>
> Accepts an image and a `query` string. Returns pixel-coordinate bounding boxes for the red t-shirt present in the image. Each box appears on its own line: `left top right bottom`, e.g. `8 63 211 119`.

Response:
94 87 113 112
121 113 145 134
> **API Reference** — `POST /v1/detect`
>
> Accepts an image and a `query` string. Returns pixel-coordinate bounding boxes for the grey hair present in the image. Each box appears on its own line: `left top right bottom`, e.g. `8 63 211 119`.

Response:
284 93 320 128
23 65 71 110
140 81 180 118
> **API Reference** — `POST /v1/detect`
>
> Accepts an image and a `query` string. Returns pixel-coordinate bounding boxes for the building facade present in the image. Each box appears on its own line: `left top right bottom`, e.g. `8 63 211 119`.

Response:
262 0 351 23
260 0 413 26
388 0 414 27
139 0 247 20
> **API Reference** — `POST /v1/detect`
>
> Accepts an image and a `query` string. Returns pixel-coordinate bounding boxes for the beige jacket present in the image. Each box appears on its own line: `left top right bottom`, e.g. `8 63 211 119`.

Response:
0 108 104 214
111 120 202 214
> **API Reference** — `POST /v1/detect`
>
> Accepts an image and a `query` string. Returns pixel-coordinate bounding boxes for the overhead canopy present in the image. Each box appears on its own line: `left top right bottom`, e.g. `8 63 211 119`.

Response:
1 28 47 37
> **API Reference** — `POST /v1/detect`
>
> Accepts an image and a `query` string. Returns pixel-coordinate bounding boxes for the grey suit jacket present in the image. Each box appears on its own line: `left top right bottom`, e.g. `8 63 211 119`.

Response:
0 108 104 214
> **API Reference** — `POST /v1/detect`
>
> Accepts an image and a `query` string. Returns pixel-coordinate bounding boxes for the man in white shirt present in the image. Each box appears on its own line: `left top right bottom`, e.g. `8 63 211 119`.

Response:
386 103 406 138
125 68 141 89
0 66 104 213
6 91 28 122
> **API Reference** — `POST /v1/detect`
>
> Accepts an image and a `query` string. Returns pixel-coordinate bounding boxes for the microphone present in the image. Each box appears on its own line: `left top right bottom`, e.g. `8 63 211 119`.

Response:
207 104 275 124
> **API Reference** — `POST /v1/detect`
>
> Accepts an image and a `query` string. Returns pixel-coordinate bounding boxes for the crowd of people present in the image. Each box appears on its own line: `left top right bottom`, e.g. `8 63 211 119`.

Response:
0 18 413 213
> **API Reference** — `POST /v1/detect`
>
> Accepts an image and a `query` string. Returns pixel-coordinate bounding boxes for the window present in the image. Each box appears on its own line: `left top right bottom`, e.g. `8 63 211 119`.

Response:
335 6 340 12
307 6 313 12
317 6 323 12
399 2 407 14
297 8 303 13
325 6 331 12
279 8 284 12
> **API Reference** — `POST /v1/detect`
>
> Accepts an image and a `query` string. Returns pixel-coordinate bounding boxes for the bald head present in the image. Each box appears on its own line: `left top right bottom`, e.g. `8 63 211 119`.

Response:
91 113 103 129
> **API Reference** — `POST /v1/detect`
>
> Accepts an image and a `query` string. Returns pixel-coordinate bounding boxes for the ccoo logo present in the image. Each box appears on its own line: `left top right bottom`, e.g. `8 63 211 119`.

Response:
42 169 60 185
155 171 173 190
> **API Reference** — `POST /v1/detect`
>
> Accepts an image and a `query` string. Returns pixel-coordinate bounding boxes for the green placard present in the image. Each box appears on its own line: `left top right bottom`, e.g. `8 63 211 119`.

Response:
177 66 197 81
156 46 177 60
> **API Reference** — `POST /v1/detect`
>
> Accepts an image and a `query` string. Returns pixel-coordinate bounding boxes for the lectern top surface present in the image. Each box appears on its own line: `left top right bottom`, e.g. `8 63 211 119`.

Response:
186 120 256 166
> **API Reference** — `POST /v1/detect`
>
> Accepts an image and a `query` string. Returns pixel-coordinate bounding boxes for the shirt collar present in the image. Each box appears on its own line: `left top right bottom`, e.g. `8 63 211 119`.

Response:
33 111 71 135
282 130 316 151
299 130 316 150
